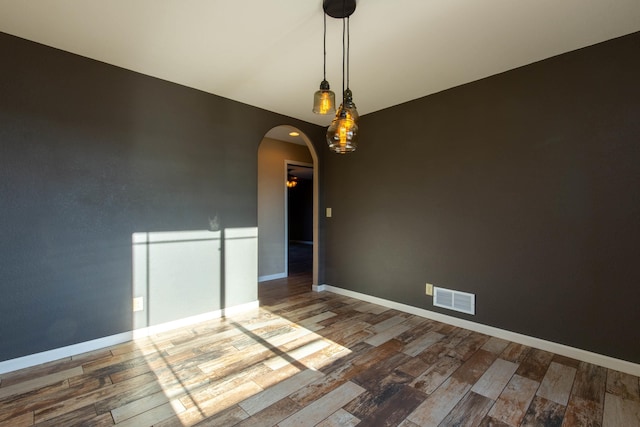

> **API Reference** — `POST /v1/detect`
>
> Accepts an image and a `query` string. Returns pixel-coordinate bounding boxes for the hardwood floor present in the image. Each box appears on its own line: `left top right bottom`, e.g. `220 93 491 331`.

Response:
1 272 639 426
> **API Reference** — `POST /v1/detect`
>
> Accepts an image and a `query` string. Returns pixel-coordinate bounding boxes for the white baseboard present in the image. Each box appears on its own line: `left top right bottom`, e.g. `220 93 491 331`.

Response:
0 300 259 375
0 332 134 376
132 300 259 339
259 272 287 282
317 284 640 377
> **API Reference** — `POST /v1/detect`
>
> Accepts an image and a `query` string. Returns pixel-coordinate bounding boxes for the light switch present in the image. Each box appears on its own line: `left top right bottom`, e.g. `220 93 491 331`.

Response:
326 207 332 218
425 283 434 296
133 297 144 312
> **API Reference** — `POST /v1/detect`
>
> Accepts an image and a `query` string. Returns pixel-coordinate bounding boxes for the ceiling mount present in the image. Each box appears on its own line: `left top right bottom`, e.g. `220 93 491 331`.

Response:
323 0 356 19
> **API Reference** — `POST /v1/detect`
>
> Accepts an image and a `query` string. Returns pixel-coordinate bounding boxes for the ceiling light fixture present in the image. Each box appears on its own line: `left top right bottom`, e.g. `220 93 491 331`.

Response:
312 12 336 115
286 175 298 188
289 131 300 137
324 0 359 154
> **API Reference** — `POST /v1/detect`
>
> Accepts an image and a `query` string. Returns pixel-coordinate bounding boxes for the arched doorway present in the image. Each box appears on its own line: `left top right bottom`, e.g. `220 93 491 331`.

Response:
257 125 319 286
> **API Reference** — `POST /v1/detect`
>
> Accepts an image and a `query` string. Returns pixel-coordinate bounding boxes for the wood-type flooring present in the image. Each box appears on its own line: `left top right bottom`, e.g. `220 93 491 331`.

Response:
1 272 639 426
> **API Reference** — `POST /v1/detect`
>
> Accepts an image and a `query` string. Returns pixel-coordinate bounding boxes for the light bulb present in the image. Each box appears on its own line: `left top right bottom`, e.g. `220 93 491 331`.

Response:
313 80 336 115
326 105 358 154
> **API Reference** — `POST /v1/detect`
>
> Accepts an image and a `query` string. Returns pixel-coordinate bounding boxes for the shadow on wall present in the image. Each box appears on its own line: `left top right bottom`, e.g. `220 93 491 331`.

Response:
131 228 258 331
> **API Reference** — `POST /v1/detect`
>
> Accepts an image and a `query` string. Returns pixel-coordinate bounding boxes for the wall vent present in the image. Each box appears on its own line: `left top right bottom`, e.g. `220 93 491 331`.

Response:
433 287 475 315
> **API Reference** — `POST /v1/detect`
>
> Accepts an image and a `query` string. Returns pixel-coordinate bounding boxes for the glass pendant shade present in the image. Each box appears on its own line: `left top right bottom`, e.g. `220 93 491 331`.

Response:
326 105 358 154
313 80 336 115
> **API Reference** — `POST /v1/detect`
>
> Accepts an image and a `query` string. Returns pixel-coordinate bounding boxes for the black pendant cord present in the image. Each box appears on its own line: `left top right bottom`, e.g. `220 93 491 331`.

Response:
342 18 346 104
323 13 327 81
347 16 350 91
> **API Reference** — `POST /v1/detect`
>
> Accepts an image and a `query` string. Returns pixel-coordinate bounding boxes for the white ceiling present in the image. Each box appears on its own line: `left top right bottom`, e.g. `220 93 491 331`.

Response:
1 0 639 127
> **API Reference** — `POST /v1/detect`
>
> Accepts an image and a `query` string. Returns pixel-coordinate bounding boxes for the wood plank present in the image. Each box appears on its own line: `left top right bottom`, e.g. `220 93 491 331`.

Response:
602 392 640 427
417 341 451 365
323 325 372 349
279 381 365 427
316 408 360 427
0 357 70 386
364 323 411 347
562 361 606 426
296 342 352 372
440 391 494 427
402 331 444 357
263 338 330 370
396 356 431 378
197 328 308 376
315 342 372 377
488 374 539 426
0 411 33 427
521 396 565 427
553 354 581 369
238 369 323 415
114 401 181 427
174 381 263 425
482 337 510 355
0 367 82 400
189 406 248 427
516 348 554 382
94 368 208 415
180 368 265 411
316 310 370 328
406 377 471 427
606 369 640 401
452 349 498 385
478 416 512 426
537 361 577 406
33 371 159 423
448 331 490 361
233 397 300 427
251 364 303 390
0 375 111 423
411 356 462 395
356 385 427 427
230 324 298 350
110 391 186 424
32 405 99 427
191 405 249 427
367 315 408 334
0 380 70 423
1 348 109 388
289 340 402 407
500 342 531 364
351 352 412 392
297 311 338 328
346 368 415 420
563 396 603 427
471 358 519 400
352 301 390 315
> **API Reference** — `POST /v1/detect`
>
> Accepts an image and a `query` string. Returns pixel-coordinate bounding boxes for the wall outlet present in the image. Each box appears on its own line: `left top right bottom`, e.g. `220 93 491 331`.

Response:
133 297 144 312
425 283 434 296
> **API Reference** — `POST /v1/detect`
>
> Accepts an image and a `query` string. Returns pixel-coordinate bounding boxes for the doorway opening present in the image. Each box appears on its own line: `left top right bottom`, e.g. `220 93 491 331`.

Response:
286 162 313 276
257 125 319 286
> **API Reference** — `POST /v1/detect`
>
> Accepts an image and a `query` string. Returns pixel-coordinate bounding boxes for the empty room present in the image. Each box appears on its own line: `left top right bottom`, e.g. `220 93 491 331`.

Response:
1 1 639 426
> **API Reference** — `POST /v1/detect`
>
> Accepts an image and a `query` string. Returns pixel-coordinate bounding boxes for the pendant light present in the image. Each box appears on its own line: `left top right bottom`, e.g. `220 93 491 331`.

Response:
327 11 360 154
312 13 336 115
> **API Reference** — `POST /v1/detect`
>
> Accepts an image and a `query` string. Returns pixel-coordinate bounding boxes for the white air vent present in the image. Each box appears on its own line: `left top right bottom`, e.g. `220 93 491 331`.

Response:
433 287 475 315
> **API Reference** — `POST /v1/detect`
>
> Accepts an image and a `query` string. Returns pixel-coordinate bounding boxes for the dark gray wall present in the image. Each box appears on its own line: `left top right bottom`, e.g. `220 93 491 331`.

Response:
325 32 640 363
0 32 325 362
